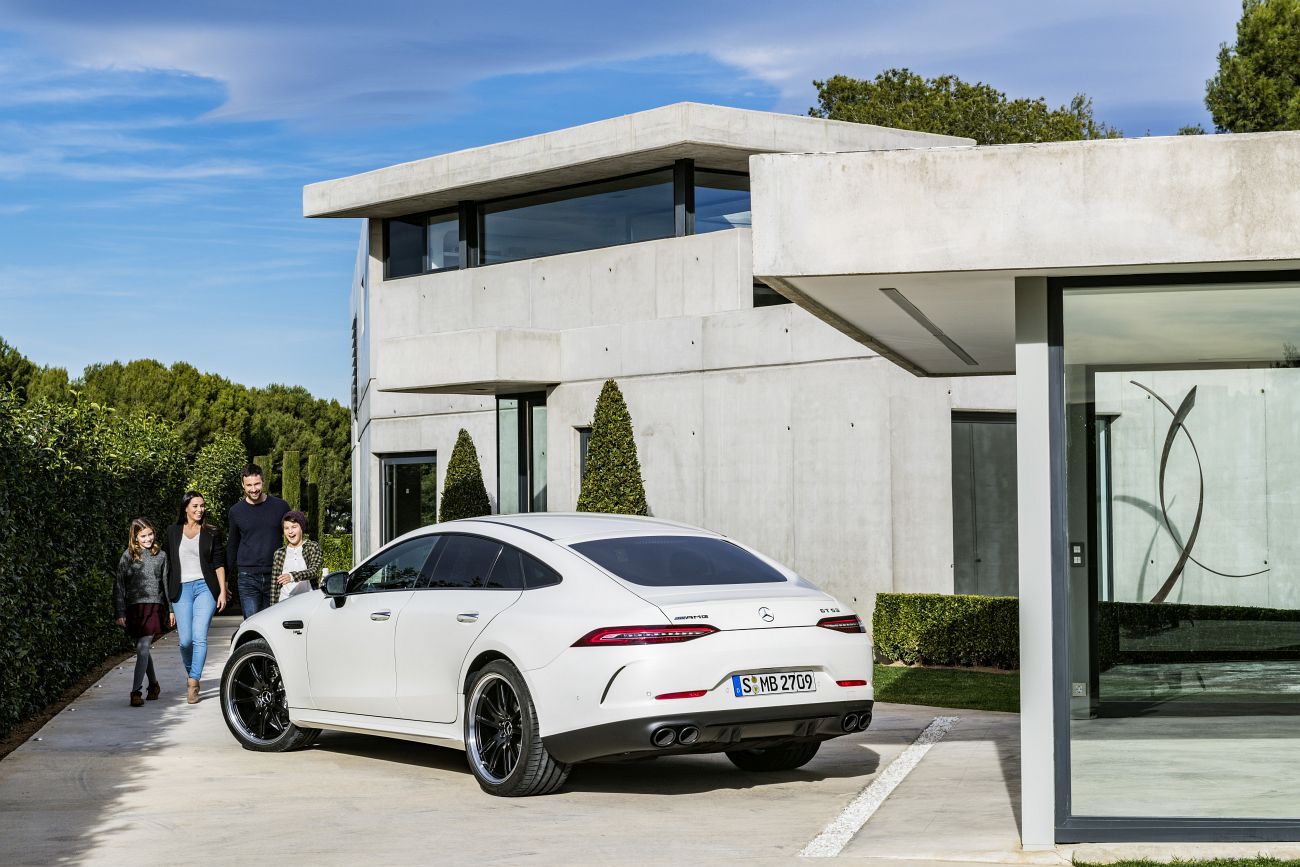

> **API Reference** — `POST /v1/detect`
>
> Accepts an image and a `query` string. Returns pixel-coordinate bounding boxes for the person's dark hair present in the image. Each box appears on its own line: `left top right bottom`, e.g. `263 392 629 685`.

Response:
177 491 212 527
241 463 263 480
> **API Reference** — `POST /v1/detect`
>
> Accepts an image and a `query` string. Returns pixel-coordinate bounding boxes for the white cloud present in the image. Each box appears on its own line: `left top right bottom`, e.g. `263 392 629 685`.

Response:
0 0 1240 127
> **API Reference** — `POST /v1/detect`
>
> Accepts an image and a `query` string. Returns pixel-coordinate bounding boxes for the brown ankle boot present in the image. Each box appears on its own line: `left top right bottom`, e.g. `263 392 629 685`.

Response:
130 691 144 707
146 682 161 701
187 678 200 704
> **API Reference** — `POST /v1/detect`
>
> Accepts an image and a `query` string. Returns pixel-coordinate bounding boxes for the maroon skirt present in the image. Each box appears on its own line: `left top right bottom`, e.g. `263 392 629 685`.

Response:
125 603 167 640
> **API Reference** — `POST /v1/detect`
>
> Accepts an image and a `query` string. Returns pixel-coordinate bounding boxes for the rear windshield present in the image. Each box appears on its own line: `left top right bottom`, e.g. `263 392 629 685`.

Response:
571 536 787 587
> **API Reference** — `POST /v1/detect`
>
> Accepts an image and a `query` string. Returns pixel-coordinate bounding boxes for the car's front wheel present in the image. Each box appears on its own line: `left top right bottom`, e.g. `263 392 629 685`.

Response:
221 638 318 752
726 740 821 772
464 660 569 796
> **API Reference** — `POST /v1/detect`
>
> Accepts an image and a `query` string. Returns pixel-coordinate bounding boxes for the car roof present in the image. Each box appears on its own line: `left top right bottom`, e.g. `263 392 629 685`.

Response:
448 512 713 543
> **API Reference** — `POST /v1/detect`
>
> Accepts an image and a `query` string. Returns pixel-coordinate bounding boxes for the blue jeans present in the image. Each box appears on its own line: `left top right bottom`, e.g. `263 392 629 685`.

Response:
173 580 217 681
237 571 272 619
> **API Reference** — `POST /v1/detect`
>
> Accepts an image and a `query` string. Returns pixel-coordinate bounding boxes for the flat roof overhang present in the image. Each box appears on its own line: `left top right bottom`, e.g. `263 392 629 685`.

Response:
752 132 1300 376
304 103 969 219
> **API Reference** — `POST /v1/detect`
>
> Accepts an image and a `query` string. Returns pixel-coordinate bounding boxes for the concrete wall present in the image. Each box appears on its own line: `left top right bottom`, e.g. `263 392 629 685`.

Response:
354 218 1016 606
752 132 1300 279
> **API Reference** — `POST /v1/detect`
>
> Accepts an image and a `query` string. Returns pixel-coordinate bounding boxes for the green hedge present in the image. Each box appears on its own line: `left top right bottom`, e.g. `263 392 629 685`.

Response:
319 533 353 573
0 391 186 737
873 592 1019 669
873 592 1300 674
1099 600 1300 669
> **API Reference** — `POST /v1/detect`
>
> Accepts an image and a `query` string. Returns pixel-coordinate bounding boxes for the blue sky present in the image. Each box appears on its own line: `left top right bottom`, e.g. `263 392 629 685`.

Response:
0 0 1241 402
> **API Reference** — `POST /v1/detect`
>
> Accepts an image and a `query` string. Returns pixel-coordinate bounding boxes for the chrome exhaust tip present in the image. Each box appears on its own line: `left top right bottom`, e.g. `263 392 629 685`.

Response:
677 725 700 745
651 727 677 748
841 713 859 732
857 712 872 731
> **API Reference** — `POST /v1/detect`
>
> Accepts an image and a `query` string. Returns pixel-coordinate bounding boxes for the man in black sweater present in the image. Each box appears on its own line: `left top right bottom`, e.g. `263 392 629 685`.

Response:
227 463 290 618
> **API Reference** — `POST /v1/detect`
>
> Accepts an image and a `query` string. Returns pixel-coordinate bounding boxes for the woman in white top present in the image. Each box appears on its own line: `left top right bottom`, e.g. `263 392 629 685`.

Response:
271 510 323 604
165 492 228 704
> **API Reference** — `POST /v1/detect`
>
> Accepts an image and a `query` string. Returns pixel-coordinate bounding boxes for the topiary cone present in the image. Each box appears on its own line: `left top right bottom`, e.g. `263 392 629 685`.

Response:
439 428 491 522
577 379 648 515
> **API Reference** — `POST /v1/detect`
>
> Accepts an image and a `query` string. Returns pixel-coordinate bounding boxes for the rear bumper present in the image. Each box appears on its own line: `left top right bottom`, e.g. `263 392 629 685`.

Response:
543 699 874 764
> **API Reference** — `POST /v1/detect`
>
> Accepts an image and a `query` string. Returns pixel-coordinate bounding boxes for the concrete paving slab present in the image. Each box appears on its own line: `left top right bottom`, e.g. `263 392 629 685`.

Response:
5 622 1300 866
0 618 902 866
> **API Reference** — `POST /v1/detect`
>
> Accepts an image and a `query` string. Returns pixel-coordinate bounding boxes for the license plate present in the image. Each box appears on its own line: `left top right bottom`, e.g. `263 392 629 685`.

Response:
732 671 816 698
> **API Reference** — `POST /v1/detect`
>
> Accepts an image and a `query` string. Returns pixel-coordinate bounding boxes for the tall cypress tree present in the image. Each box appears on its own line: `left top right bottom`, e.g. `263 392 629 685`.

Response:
577 379 648 515
439 429 491 522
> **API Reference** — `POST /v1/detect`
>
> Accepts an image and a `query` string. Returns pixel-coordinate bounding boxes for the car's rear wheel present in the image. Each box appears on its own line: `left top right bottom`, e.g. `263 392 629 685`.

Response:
464 660 569 796
221 639 318 752
726 740 821 772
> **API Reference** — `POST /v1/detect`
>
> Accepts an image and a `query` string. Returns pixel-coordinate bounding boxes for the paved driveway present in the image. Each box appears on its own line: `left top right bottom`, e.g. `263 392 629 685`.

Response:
0 617 1028 866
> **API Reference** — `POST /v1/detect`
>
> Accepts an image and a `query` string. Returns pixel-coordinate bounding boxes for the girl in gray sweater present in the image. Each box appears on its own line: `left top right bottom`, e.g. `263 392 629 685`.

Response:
114 518 176 706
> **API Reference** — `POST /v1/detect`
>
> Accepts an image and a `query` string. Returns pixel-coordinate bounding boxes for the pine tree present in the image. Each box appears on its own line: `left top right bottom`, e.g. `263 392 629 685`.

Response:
577 379 648 515
439 429 491 521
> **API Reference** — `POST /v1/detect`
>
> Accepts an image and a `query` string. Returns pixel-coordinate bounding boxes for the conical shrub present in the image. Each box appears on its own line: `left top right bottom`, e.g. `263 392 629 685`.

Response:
577 379 648 515
439 428 491 521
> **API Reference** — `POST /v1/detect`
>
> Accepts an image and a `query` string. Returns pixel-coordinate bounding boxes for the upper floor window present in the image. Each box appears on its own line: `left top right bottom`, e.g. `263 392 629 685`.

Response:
384 209 460 279
481 169 675 266
381 161 750 280
695 170 751 233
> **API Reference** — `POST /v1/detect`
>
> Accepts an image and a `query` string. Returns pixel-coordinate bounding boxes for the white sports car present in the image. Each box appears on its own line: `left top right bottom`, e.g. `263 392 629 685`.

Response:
220 513 874 796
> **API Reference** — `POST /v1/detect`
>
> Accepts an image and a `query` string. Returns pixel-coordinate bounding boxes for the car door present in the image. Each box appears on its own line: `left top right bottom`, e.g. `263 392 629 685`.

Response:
395 534 523 723
307 534 439 717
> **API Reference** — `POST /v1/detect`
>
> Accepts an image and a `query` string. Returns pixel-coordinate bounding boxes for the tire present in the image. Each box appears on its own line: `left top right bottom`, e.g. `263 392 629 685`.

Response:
221 638 319 753
464 660 570 796
725 740 821 772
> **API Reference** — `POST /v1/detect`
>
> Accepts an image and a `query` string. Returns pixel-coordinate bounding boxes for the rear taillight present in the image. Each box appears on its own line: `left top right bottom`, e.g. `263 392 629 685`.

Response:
572 625 719 647
836 679 869 687
817 616 865 634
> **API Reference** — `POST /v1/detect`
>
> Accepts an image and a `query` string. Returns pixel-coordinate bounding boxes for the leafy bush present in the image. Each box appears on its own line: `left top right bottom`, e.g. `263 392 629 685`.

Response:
0 391 187 737
873 593 1019 669
576 379 648 515
439 429 490 522
282 449 301 510
186 432 247 526
319 533 353 573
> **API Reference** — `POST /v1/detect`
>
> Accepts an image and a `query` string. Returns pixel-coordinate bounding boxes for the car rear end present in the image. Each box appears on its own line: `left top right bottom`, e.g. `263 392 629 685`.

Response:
530 531 874 764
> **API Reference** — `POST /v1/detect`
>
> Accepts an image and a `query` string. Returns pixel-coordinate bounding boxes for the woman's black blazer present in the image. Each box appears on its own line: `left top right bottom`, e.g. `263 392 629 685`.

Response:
165 523 226 603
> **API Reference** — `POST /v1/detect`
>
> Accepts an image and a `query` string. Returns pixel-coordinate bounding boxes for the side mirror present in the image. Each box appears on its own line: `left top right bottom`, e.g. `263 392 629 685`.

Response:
322 572 350 597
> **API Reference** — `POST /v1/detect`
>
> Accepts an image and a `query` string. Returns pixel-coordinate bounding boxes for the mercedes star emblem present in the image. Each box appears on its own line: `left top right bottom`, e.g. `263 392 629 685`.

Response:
758 607 774 622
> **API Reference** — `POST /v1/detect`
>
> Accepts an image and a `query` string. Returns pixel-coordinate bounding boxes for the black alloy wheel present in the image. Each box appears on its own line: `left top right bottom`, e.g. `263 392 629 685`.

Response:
220 638 318 752
464 661 569 796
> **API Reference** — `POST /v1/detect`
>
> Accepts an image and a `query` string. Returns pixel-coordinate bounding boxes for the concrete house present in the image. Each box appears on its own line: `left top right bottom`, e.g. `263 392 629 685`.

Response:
304 104 1018 615
307 105 1300 845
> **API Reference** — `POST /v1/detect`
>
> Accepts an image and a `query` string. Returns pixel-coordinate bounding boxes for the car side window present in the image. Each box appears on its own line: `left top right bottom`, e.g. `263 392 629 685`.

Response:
423 535 503 589
489 545 562 590
347 536 440 593
485 548 526 589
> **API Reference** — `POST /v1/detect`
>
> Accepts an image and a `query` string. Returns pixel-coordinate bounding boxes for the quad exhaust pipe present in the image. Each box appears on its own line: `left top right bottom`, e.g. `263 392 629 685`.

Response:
651 725 701 748
841 712 859 732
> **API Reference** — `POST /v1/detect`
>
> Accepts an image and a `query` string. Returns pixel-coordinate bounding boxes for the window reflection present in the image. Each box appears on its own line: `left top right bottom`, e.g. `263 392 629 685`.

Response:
481 170 674 265
694 170 751 233
1063 280 1300 821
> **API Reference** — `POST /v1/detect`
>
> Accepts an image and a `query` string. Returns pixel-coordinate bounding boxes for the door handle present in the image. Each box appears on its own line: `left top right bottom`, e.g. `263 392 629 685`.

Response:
370 610 392 621
456 613 479 623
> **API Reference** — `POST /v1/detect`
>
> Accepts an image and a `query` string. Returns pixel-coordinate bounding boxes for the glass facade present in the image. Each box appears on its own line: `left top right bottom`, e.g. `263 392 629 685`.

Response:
384 209 459 278
481 170 674 265
694 170 751 233
1061 279 1300 823
381 163 755 279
